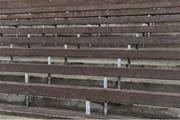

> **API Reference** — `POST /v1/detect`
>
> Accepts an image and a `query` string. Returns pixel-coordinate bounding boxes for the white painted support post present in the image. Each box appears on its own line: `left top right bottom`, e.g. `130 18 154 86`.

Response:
25 73 29 83
64 44 68 49
10 25 18 62
136 33 140 38
25 73 30 107
127 45 131 50
10 44 14 62
147 15 152 37
117 58 122 89
27 34 30 38
98 16 101 37
85 28 91 114
54 24 58 46
10 44 13 49
135 34 140 49
101 15 109 115
65 11 69 14
85 23 92 114
48 56 52 65
117 58 122 68
127 45 131 67
103 77 108 89
64 20 69 64
148 23 154 37
24 33 31 106
27 34 31 48
47 56 52 84
77 34 80 49
142 23 148 39
103 77 108 115
42 25 46 47
64 44 68 64
85 101 91 115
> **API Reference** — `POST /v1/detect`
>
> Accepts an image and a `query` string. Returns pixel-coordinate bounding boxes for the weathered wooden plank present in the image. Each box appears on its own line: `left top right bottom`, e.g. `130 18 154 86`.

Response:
0 63 179 80
0 26 180 34
0 48 180 60
0 0 178 9
0 36 180 46
1 15 180 26
0 81 180 108
0 0 169 9
0 2 180 14
1 7 179 20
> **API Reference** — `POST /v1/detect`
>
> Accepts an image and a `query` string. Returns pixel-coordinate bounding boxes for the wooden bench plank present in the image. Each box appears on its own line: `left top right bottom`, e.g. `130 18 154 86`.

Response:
0 81 180 108
0 63 179 80
0 0 180 114
1 7 180 20
1 15 180 26
0 26 180 34
0 0 177 9
0 36 180 46
0 2 180 14
0 48 180 60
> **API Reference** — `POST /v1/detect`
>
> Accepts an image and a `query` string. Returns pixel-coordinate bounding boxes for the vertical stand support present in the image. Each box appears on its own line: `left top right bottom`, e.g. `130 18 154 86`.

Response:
77 34 81 49
135 33 140 50
25 73 30 107
64 20 69 64
117 58 122 89
85 35 90 115
10 25 18 62
147 15 152 38
127 45 131 67
0 26 3 46
27 34 31 48
103 77 108 115
64 44 68 64
54 25 58 46
47 56 52 84
85 100 91 115
25 33 30 106
10 44 14 62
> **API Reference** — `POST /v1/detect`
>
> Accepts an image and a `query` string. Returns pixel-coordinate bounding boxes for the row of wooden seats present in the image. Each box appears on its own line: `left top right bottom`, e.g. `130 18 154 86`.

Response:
0 1 180 47
0 0 180 118
1 0 177 9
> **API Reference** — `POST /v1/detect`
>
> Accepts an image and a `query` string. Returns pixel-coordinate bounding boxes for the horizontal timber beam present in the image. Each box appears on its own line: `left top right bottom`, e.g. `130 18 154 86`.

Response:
0 36 180 46
0 81 180 108
0 26 180 34
0 1 180 14
0 63 179 80
0 48 180 60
